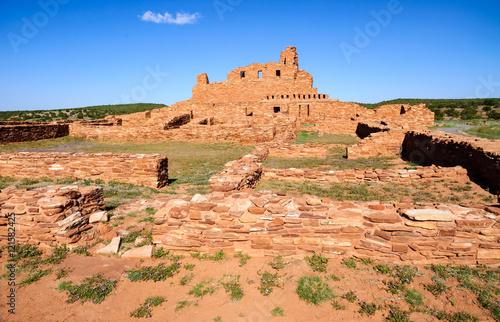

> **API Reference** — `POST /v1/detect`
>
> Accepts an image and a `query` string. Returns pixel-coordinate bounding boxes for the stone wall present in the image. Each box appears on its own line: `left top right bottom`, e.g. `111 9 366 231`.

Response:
0 124 69 144
0 152 168 188
347 130 406 159
402 131 500 194
262 165 468 183
152 189 500 265
0 185 105 245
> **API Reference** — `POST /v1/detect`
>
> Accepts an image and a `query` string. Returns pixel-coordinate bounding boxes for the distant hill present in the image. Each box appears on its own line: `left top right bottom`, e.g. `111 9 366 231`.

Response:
356 98 500 120
0 103 166 122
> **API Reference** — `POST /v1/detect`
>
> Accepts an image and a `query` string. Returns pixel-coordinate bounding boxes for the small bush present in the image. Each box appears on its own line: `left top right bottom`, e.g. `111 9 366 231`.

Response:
296 276 335 305
153 247 170 259
183 264 195 271
258 271 281 296
341 257 357 269
386 306 410 322
126 262 180 282
342 290 358 303
305 253 329 272
268 254 286 270
405 289 423 307
130 296 166 319
331 300 346 310
55 268 72 280
358 301 380 316
58 273 117 304
189 280 217 298
43 244 70 265
191 250 227 261
20 269 52 287
424 279 448 298
220 275 244 301
72 245 91 256
234 252 251 266
271 307 284 317
179 273 193 286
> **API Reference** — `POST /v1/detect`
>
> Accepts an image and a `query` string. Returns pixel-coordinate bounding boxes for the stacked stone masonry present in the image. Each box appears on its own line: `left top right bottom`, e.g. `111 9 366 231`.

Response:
0 152 168 188
402 131 500 195
0 123 69 143
262 165 469 184
153 190 500 265
0 185 105 245
65 48 434 144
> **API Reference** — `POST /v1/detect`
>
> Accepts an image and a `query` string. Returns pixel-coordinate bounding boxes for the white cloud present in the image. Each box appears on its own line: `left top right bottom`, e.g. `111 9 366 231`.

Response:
140 11 202 25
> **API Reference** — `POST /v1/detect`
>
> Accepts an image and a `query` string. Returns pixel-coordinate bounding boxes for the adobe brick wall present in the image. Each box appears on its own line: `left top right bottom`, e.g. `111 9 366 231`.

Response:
0 124 69 143
0 152 168 188
152 190 500 265
0 185 104 245
402 131 500 195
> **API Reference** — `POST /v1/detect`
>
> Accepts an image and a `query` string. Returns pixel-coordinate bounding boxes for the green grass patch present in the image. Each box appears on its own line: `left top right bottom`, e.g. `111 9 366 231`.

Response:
189 280 217 298
234 252 251 267
293 131 359 146
463 125 500 139
296 276 335 305
191 250 227 261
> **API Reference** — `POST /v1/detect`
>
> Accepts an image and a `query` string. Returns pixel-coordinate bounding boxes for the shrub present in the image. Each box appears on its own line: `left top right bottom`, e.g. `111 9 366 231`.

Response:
296 276 335 305
258 271 281 296
130 296 166 318
58 273 117 304
125 262 180 282
305 253 329 272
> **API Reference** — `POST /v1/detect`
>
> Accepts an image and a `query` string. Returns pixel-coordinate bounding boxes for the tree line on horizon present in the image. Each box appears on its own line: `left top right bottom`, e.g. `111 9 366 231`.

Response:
358 98 500 120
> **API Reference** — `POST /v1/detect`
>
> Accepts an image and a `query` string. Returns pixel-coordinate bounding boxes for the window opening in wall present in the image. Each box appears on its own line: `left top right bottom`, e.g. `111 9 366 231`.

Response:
258 71 262 78
284 58 286 65
307 105 310 116
276 70 281 77
281 95 284 99
273 106 281 113
240 71 245 78
286 95 289 98
293 94 296 98
308 95 311 99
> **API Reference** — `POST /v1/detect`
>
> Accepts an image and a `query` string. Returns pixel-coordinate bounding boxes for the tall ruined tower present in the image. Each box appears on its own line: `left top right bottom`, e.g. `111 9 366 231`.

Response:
279 46 299 70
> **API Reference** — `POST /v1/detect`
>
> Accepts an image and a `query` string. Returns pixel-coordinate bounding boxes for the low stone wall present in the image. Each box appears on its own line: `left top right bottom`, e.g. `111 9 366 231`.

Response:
209 144 269 192
0 124 69 143
153 190 500 265
347 130 406 159
262 165 468 183
0 185 105 245
402 131 500 195
0 152 168 188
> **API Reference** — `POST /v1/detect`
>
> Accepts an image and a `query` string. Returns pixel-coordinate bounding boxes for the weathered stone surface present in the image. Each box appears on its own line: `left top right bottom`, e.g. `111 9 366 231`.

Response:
403 209 454 222
96 237 121 255
169 206 190 219
89 211 108 223
363 212 401 223
122 245 153 259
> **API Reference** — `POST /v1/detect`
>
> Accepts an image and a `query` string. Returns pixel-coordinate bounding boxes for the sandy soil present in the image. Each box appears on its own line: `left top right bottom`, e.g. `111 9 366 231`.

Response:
1 251 497 322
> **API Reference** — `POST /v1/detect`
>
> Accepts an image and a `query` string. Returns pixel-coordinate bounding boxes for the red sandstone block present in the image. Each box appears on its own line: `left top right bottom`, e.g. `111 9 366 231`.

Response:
392 244 409 253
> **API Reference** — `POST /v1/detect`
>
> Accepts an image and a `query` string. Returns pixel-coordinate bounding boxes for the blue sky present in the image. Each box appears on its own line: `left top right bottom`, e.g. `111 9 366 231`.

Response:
1 0 499 111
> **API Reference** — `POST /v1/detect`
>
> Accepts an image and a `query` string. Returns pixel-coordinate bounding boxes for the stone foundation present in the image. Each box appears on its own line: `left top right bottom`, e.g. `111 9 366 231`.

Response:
153 190 500 265
0 123 69 143
0 152 168 189
262 165 468 183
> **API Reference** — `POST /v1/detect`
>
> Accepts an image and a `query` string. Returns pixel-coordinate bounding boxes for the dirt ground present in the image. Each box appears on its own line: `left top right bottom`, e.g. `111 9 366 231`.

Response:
1 249 497 322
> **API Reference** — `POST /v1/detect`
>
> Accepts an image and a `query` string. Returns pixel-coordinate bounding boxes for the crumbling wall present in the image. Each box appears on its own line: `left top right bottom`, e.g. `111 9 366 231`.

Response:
402 131 500 194
0 185 104 245
0 124 69 143
152 190 500 264
0 152 168 188
164 114 191 130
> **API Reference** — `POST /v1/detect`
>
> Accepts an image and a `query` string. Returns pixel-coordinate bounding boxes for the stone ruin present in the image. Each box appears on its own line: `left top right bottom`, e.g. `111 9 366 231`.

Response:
1 46 499 265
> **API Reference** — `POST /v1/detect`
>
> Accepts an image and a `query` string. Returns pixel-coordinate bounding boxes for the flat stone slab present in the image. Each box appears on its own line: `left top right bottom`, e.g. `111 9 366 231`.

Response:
89 211 108 223
96 237 121 255
122 245 153 259
403 209 454 222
